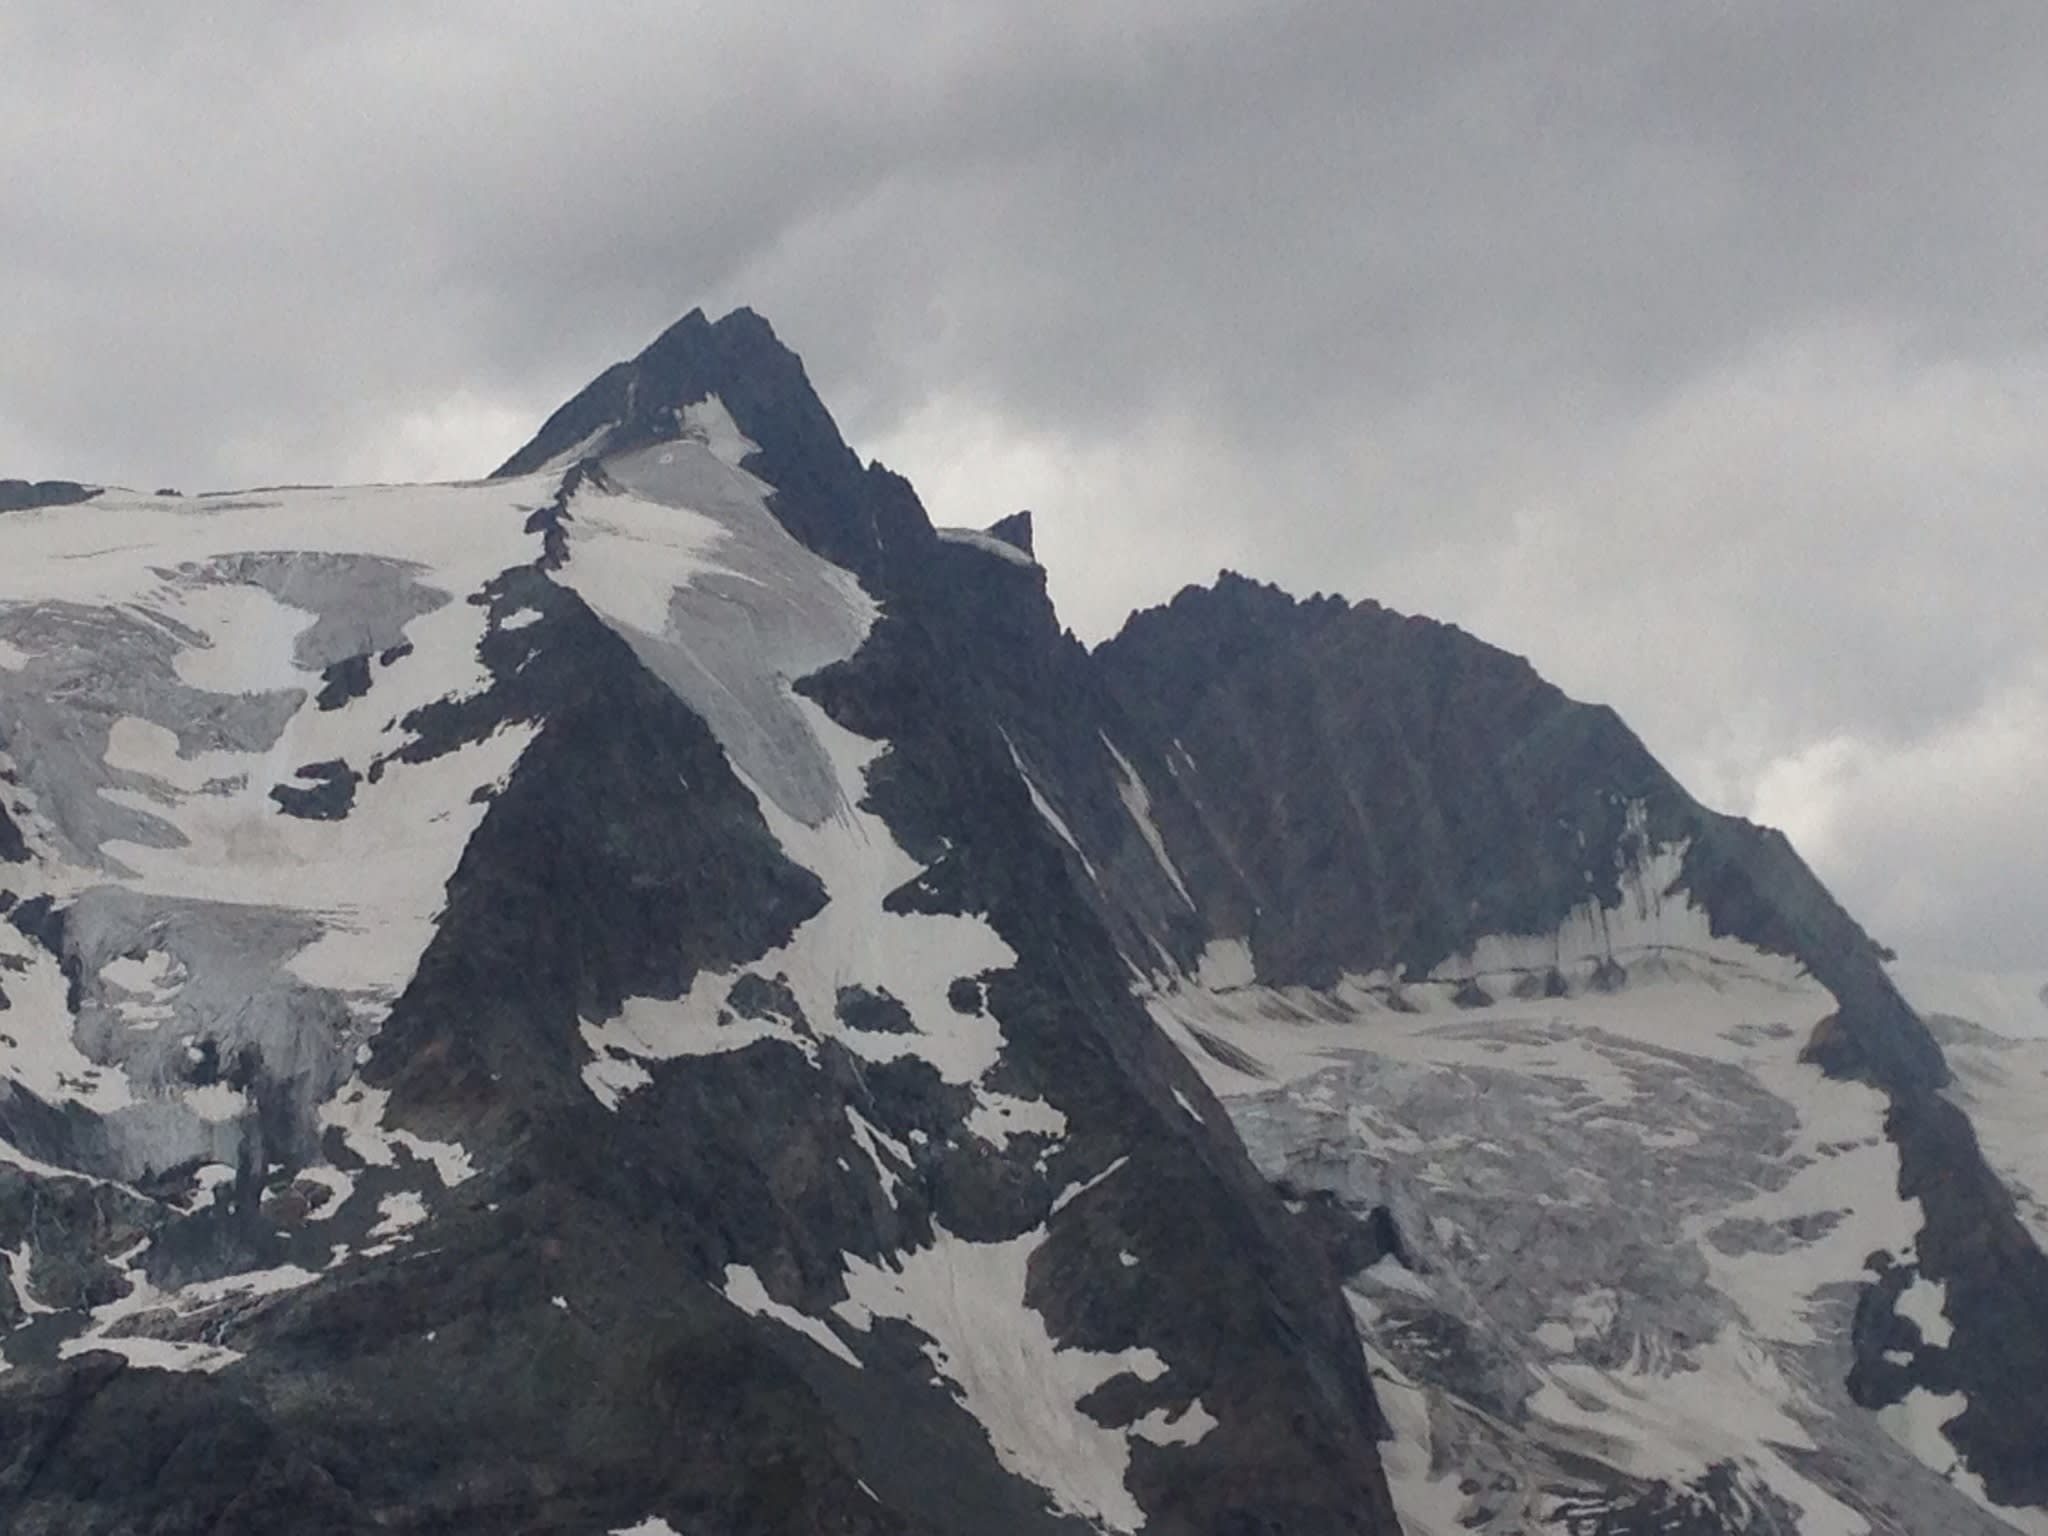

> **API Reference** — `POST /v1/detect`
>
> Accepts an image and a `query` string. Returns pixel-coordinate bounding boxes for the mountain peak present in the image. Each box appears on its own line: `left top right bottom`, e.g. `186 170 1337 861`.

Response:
493 304 945 581
983 509 1034 555
493 305 850 484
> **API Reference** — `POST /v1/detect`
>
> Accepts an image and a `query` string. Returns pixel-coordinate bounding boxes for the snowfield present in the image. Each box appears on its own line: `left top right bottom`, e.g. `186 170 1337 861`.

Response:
0 470 563 1363
1149 835 2048 1535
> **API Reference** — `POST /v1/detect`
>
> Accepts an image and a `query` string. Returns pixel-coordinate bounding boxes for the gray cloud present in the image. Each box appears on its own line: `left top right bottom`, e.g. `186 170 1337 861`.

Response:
2 2 2042 965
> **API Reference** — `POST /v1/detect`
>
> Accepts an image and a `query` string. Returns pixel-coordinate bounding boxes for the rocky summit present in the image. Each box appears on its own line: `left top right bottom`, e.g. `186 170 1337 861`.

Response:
0 307 2042 1535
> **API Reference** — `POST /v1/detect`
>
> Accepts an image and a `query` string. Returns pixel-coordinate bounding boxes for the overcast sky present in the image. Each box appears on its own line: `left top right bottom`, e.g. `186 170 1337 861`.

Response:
3 2 2042 969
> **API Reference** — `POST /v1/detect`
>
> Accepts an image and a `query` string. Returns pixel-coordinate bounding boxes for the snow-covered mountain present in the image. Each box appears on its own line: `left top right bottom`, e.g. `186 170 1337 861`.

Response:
0 307 2040 1535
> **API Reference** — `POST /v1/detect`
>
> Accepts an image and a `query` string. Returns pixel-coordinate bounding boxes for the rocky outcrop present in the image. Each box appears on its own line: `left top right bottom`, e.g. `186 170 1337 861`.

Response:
0 481 99 514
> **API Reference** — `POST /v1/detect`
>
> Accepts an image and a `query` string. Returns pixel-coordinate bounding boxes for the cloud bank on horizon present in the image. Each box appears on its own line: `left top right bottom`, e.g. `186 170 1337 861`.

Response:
2 1 2041 968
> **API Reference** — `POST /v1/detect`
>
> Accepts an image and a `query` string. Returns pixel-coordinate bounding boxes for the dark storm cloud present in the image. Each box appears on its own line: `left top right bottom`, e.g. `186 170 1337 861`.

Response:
2 2 2042 965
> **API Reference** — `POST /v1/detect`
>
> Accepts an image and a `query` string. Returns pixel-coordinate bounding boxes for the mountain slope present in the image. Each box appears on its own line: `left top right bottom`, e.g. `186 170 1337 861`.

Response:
0 323 1397 1534
0 306 2041 1535
1078 577 2048 1532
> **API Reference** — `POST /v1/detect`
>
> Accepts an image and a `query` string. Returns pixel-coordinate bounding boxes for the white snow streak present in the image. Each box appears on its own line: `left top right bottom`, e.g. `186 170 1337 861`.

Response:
720 1264 861 1368
1003 730 1098 884
1049 1155 1129 1216
1101 733 1194 909
934 526 1038 567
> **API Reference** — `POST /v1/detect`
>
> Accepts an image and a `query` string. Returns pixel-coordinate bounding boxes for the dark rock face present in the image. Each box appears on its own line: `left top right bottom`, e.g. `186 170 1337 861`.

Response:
0 799 26 863
1873 1092 2048 1507
1093 574 1676 987
314 653 373 711
835 985 917 1034
0 481 100 514
985 509 1034 554
269 760 359 821
6 893 66 958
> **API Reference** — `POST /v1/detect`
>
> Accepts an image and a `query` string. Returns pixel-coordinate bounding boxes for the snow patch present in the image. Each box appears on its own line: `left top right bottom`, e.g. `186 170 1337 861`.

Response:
720 1263 861 1368
532 424 613 475
367 1191 428 1241
845 1107 911 1208
1895 1274 1954 1349
1131 1399 1218 1446
1193 938 1256 992
177 1163 239 1214
5 1242 53 1318
181 1083 247 1122
1360 1254 1435 1303
293 1164 355 1221
317 1079 476 1189
935 526 1038 567
680 395 759 471
964 1090 1068 1148
57 1240 318 1374
837 1224 1193 1532
1364 1340 1472 1536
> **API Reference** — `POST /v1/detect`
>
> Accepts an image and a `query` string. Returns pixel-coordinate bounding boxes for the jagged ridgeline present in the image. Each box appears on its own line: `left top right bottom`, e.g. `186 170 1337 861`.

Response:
0 307 2040 1536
